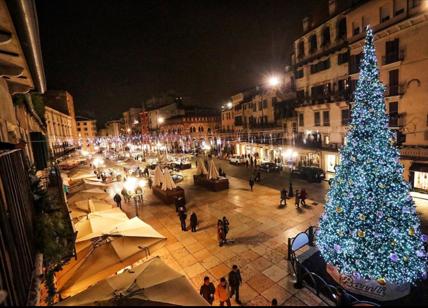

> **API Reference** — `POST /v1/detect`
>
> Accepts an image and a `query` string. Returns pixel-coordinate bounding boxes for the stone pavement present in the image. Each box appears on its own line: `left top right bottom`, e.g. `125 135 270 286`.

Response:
116 168 327 306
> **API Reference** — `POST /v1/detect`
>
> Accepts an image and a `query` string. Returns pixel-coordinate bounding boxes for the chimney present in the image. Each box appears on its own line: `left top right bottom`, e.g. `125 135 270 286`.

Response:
328 0 337 16
302 16 311 32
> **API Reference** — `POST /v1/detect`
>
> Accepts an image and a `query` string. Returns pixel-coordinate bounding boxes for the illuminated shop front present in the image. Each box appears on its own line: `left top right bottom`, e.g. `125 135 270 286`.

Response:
409 163 428 193
324 152 340 173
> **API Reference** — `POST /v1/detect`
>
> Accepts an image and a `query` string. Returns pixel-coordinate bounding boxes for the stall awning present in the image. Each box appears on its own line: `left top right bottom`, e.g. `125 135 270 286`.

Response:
410 163 428 173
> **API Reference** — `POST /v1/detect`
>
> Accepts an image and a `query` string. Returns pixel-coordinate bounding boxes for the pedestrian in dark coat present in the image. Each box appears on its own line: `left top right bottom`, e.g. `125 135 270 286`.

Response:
280 188 287 207
228 265 242 305
300 188 307 206
255 171 261 182
200 276 216 305
113 193 122 208
217 220 225 247
249 177 255 191
190 212 198 232
178 206 187 231
295 190 300 208
222 216 230 239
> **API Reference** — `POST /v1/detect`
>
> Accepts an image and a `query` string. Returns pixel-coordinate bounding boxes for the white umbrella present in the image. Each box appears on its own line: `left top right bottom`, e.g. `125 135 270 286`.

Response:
208 160 220 180
161 169 177 191
56 216 166 298
56 257 209 306
196 158 208 175
70 199 116 221
153 165 164 187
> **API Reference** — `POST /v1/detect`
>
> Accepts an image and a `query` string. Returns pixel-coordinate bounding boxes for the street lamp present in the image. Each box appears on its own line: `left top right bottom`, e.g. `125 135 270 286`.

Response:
226 101 233 109
267 75 282 87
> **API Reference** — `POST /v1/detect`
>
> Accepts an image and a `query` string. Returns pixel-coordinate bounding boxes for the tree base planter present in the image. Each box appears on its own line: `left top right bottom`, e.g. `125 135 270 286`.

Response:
152 185 185 204
326 263 410 302
177 163 192 170
193 175 229 191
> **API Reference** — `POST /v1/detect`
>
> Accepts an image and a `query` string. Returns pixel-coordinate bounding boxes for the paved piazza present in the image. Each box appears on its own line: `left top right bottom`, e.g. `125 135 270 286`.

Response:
112 166 327 306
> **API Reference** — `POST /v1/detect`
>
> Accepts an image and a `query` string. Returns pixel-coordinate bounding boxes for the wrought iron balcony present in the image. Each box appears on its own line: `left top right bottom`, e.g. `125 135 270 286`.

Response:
382 50 405 65
385 84 405 97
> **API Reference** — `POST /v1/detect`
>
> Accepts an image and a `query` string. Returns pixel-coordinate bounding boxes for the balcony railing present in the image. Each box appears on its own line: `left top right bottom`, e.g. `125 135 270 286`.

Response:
382 50 405 65
297 91 350 106
385 84 405 97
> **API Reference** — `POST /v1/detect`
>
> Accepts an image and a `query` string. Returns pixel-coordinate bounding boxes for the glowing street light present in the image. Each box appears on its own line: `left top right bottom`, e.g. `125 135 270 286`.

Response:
267 75 281 87
158 116 164 124
226 101 233 109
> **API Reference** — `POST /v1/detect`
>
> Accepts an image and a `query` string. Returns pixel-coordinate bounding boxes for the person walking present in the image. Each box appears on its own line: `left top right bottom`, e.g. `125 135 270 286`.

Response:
113 193 122 209
121 188 130 203
222 217 230 241
148 177 153 189
216 277 231 307
178 206 187 231
245 160 249 168
255 171 261 183
228 265 242 305
217 220 225 247
280 188 287 207
190 211 198 232
300 188 307 207
295 190 300 208
200 276 216 305
249 177 255 192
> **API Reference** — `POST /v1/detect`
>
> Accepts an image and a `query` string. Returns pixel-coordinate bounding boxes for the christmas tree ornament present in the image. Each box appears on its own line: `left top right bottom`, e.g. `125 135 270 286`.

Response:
357 230 365 238
390 253 399 262
377 278 386 286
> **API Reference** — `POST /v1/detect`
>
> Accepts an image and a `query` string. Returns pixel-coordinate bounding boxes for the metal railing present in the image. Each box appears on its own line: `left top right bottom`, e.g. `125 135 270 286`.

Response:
0 149 35 306
382 50 405 65
287 226 380 307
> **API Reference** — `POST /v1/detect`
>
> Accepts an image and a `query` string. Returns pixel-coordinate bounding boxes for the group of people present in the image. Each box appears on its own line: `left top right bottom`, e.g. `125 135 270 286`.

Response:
199 265 242 306
176 197 199 232
279 187 307 208
217 217 230 247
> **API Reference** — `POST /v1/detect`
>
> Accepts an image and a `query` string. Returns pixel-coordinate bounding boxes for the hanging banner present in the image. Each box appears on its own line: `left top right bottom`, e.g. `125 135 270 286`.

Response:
326 264 410 301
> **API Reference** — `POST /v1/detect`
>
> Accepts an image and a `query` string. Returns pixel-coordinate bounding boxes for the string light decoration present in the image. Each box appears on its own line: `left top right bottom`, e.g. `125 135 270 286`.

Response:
317 27 427 285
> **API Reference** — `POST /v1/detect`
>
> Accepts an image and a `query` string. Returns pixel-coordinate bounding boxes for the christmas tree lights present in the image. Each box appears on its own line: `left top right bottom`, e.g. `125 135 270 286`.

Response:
317 27 427 284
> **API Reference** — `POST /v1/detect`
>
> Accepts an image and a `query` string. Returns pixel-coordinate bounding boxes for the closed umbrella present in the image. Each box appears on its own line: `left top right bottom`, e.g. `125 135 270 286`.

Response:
153 165 164 187
161 169 177 191
56 257 209 306
208 160 220 180
196 158 208 175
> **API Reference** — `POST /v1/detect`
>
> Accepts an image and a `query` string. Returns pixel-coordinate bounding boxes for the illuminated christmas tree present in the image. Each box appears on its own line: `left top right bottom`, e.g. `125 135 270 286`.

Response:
317 27 427 284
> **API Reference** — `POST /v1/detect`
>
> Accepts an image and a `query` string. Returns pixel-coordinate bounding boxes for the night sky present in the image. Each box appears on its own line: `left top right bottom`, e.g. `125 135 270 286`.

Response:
36 0 327 126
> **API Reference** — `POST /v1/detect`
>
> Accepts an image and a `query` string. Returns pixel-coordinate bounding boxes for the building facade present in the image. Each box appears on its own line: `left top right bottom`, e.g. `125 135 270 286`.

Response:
122 107 142 135
347 0 428 192
159 108 220 151
290 0 428 186
105 120 121 137
43 90 78 142
45 106 74 157
76 117 97 150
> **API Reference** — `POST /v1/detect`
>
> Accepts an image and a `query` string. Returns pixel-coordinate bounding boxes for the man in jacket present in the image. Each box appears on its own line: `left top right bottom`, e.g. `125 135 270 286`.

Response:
200 276 215 305
113 193 122 209
228 265 242 305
